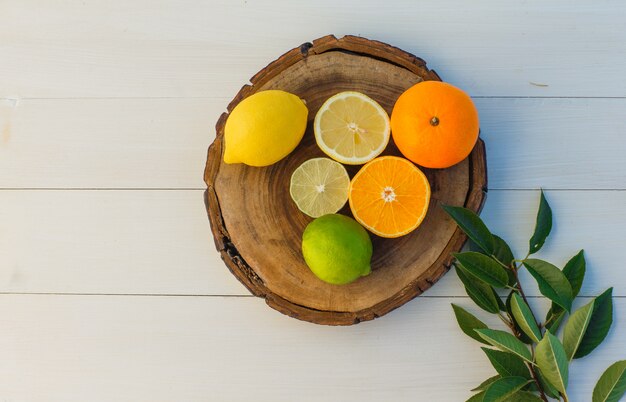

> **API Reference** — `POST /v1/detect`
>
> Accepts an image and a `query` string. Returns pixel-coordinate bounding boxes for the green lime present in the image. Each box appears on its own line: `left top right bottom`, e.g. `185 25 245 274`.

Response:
302 214 372 285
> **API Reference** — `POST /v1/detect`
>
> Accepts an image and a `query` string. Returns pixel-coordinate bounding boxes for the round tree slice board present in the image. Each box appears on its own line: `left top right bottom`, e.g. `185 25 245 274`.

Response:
204 35 487 325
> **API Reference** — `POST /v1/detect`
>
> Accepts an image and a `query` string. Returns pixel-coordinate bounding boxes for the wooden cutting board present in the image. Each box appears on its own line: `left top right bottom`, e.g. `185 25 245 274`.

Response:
204 35 487 325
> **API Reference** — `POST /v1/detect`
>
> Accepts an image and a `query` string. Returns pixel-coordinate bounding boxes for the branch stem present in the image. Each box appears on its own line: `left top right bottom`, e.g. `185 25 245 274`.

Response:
510 265 548 401
528 362 549 402
491 255 511 269
511 265 543 332
497 312 512 328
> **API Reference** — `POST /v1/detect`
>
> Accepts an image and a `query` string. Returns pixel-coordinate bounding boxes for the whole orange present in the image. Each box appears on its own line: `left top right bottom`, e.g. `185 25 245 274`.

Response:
390 81 479 169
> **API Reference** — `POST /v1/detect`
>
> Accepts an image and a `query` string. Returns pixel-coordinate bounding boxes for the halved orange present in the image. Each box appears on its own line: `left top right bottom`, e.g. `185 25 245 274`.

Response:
349 156 431 238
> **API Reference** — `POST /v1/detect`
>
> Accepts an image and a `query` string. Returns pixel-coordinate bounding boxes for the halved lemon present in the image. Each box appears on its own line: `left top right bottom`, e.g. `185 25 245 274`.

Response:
314 91 390 165
290 158 350 218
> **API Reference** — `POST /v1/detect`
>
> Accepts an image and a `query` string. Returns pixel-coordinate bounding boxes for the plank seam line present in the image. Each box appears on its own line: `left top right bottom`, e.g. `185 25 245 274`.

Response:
2 96 626 101
2 188 626 192
0 292 622 298
0 292 255 297
0 188 207 191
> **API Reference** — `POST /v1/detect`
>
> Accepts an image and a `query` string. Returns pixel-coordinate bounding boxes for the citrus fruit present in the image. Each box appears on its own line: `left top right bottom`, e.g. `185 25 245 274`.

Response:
314 91 390 165
390 81 479 169
302 214 372 285
224 90 308 167
290 158 350 218
349 156 430 238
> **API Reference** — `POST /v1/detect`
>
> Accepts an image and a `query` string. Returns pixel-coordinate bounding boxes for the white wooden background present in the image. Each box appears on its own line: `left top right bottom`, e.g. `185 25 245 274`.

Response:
1 1 625 401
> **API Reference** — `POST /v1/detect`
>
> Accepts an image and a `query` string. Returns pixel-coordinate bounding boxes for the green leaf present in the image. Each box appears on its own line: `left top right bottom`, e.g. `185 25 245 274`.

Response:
510 293 542 343
472 375 501 392
563 299 595 360
456 264 500 314
505 391 544 402
524 381 539 393
483 376 530 402
492 235 514 267
543 250 585 332
545 306 567 334
505 271 517 289
536 368 561 399
442 205 495 254
475 329 533 363
562 249 586 297
481 348 531 379
452 304 490 344
535 331 569 395
466 391 485 402
593 360 626 402
529 189 552 254
506 292 533 344
454 252 509 288
575 287 614 358
496 292 507 313
523 259 573 312
469 235 516 286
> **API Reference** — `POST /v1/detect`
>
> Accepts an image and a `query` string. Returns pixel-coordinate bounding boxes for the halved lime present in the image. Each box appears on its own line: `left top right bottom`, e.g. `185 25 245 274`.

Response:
290 158 350 218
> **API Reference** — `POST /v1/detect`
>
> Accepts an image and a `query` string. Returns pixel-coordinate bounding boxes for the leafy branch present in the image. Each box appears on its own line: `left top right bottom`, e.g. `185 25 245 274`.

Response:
444 191 625 402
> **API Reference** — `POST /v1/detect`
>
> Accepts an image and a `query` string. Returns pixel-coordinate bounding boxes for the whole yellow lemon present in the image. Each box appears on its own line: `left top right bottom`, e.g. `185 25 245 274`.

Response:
224 90 308 167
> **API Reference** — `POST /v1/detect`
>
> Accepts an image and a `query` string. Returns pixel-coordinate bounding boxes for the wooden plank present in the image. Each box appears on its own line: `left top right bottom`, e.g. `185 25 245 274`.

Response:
0 97 225 189
480 98 626 190
1 0 625 98
2 98 626 189
0 189 623 297
0 190 245 295
0 295 622 401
